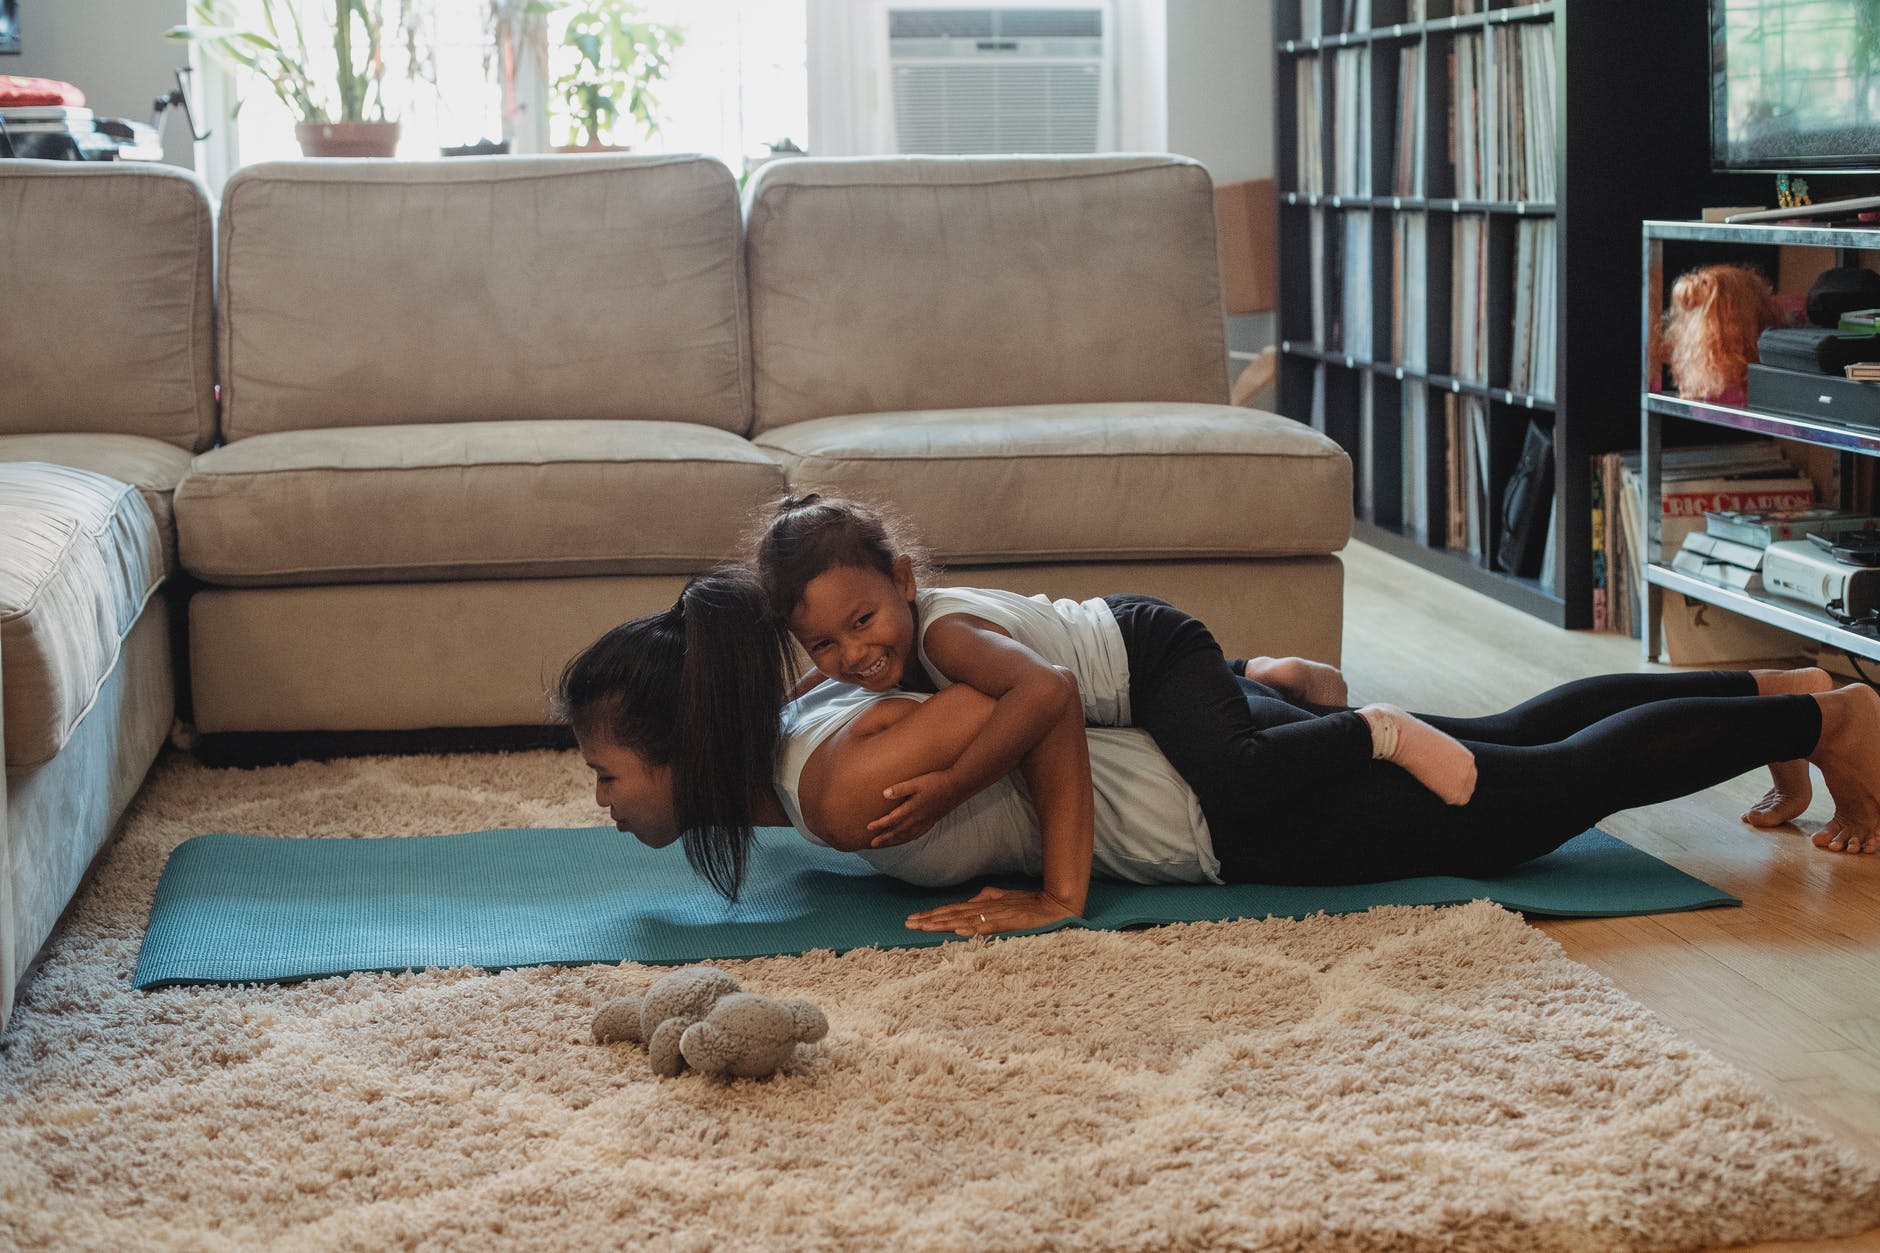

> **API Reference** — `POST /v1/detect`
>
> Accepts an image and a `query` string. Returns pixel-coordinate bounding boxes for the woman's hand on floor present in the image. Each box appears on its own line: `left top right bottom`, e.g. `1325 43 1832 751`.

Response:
905 885 1079 935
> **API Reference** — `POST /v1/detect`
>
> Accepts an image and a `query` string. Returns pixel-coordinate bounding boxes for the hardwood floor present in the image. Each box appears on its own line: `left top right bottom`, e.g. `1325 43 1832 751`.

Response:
1340 542 1880 1252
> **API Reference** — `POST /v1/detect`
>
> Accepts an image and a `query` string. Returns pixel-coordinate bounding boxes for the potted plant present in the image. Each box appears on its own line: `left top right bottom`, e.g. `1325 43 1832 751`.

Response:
550 0 684 152
169 0 425 158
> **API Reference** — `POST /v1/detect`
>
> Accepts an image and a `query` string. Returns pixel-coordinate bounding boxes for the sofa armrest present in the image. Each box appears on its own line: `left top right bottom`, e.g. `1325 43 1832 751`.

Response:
1 627 17 1036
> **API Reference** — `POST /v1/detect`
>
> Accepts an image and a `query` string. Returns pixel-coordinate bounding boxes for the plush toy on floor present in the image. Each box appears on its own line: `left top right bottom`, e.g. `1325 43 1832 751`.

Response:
592 965 828 1078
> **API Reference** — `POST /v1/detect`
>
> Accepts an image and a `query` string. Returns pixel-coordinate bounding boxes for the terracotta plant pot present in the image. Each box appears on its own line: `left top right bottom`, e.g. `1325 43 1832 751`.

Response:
552 141 633 154
294 120 402 158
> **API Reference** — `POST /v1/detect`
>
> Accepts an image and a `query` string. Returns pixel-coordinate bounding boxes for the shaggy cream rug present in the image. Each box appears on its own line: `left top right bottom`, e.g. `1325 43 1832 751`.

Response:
3 749 1880 1252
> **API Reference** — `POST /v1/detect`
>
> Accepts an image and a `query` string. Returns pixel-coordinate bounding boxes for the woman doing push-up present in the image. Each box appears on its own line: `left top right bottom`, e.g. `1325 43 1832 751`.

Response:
556 571 1880 937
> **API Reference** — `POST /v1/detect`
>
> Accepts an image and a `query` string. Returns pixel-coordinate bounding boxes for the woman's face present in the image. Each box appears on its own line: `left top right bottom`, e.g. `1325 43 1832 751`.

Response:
787 557 918 692
577 728 677 844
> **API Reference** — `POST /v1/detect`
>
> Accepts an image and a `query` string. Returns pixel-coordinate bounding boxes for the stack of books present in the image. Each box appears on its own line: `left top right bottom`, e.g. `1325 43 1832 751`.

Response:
1595 441 1817 635
1671 531 1768 592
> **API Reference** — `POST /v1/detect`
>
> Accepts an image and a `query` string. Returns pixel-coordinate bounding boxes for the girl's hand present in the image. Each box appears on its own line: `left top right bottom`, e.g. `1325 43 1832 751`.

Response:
1245 656 1350 707
905 885 1079 935
866 770 964 847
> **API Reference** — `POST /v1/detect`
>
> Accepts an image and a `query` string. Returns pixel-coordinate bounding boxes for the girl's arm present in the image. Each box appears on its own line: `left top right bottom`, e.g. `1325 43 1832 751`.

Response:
798 686 999 850
866 612 1081 846
884 612 1094 925
799 684 1091 933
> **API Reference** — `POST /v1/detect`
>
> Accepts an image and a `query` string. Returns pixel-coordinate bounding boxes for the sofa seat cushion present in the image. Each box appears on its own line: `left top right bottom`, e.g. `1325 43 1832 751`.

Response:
1 462 166 768
0 433 194 574
174 420 788 587
754 402 1353 562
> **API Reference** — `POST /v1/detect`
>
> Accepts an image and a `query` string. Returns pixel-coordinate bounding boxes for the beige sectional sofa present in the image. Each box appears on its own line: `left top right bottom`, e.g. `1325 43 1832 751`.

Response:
1 160 215 1032
0 150 1351 1032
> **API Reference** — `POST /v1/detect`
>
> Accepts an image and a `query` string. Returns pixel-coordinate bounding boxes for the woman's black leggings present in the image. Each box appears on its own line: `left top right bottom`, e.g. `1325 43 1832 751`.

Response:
1102 595 1823 886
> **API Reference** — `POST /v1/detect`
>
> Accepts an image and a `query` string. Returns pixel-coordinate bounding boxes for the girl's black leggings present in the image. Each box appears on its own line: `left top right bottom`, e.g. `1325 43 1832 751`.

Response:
1102 594 1823 885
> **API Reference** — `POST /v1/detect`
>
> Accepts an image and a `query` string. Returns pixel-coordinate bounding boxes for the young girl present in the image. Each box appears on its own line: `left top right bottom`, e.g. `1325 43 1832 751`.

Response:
751 494 1502 926
557 573 1879 935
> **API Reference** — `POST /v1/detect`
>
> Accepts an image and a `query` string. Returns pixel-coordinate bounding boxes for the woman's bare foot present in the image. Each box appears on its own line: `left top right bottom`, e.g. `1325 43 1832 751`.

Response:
1741 670 1835 828
1743 758 1813 827
1805 684 1880 855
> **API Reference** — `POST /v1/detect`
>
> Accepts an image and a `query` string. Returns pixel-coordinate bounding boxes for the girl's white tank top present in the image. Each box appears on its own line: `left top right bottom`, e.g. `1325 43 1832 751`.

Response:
915 586 1132 726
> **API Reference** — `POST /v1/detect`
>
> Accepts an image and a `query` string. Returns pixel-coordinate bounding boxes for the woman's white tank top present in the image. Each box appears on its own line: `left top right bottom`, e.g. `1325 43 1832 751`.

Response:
915 586 1132 726
774 680 1220 887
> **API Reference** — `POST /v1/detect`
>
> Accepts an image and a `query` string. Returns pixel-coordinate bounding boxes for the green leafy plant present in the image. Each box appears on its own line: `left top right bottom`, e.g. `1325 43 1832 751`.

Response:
168 0 422 124
552 1 684 148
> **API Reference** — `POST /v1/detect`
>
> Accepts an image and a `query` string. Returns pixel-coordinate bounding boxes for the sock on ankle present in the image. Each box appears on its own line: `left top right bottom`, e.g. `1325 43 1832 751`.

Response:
1358 703 1477 805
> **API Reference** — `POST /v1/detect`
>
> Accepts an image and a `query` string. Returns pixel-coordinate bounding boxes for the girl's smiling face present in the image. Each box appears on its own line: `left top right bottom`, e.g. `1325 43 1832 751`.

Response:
787 557 918 692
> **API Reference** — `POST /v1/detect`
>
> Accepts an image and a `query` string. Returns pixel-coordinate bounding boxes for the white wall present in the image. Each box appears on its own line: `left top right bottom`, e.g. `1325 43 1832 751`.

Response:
8 0 195 168
1166 0 1271 184
1167 0 1274 364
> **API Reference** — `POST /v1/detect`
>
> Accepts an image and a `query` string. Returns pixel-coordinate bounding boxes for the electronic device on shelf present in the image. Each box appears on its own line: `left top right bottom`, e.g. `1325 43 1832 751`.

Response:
1806 527 1880 567
1762 540 1880 619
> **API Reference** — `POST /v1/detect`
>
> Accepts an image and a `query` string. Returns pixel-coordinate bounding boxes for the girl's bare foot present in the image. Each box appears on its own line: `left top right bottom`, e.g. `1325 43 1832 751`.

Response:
1741 670 1834 828
1805 684 1880 855
1751 666 1833 696
1245 656 1350 707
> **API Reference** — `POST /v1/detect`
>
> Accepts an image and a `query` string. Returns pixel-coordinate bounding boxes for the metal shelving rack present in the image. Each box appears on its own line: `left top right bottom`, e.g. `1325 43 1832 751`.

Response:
1640 218 1880 663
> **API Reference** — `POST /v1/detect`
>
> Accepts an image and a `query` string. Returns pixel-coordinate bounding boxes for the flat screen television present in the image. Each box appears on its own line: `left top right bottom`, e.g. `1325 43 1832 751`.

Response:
1712 0 1880 172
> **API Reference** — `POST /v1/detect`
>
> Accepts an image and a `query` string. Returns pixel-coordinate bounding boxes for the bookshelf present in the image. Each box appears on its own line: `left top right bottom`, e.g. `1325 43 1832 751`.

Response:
1272 0 1722 627
1640 218 1880 665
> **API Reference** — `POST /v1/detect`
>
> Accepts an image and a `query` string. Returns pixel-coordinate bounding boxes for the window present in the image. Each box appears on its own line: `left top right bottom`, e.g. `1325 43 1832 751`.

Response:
194 1 806 187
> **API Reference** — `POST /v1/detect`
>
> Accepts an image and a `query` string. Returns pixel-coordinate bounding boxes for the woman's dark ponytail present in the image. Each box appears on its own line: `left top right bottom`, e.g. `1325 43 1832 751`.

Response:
673 570 793 900
555 568 793 902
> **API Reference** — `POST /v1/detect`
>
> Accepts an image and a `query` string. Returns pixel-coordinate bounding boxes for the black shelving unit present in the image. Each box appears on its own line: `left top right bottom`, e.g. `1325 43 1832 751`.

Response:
1273 0 1728 627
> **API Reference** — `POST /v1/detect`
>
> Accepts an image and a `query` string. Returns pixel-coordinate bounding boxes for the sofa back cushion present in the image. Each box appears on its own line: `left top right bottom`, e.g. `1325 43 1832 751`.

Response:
217 155 751 440
743 155 1229 434
0 161 216 452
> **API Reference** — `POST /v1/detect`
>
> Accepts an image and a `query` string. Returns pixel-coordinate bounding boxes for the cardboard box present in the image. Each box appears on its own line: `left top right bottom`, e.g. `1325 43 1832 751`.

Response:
1214 178 1276 315
1660 593 1812 665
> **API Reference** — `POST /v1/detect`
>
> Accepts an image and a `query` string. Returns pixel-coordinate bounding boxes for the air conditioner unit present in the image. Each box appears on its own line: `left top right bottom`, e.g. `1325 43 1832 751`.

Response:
886 6 1115 155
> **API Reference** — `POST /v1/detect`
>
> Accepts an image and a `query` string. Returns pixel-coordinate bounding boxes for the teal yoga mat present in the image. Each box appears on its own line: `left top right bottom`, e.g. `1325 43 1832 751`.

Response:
132 826 1735 989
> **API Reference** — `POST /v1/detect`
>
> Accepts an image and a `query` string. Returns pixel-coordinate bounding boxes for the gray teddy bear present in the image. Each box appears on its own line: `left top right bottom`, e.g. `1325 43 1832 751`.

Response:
592 965 828 1078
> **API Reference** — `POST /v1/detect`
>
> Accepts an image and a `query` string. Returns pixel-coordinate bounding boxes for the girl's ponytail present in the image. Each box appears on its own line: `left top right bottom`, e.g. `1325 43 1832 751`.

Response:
673 569 794 901
752 493 933 620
